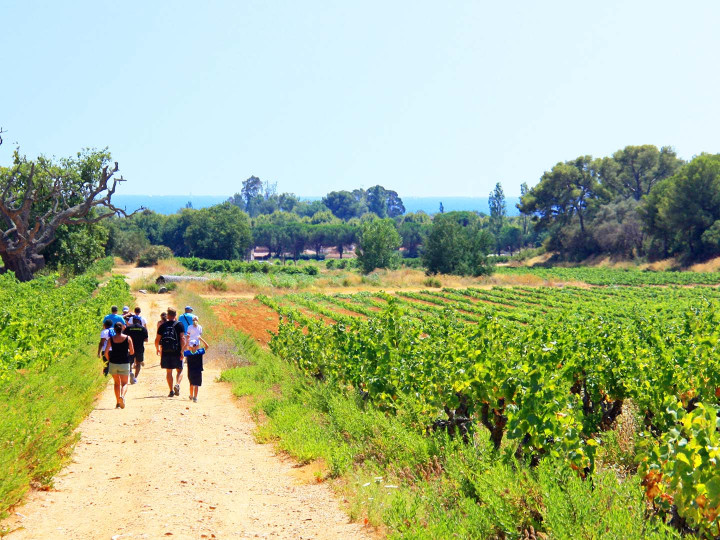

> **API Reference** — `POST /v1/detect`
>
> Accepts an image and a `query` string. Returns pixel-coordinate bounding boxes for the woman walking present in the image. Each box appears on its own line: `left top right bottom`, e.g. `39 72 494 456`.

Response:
105 321 135 409
157 311 167 330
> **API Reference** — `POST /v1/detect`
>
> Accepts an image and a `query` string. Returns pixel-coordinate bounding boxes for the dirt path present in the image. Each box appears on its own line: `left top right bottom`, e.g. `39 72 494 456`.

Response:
3 275 371 539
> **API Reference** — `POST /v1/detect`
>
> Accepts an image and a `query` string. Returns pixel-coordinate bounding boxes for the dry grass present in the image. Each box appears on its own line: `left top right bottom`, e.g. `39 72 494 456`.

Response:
689 256 720 272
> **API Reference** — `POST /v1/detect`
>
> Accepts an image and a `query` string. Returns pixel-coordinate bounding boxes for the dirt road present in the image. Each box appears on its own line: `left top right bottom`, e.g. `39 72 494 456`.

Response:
3 277 370 539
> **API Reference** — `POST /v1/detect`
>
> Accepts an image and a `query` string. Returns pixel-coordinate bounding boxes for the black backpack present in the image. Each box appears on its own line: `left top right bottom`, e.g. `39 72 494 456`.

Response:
160 321 181 353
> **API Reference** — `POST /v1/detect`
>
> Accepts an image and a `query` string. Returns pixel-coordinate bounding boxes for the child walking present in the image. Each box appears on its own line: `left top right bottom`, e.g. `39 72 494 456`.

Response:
183 337 209 403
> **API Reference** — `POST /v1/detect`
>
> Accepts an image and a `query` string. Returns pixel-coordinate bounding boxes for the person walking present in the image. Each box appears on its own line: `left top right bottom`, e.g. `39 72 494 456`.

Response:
125 315 149 383
105 322 135 409
187 316 203 344
122 306 133 325
133 306 148 328
178 306 194 332
103 305 125 328
183 338 209 403
156 307 186 397
157 312 167 330
97 319 115 376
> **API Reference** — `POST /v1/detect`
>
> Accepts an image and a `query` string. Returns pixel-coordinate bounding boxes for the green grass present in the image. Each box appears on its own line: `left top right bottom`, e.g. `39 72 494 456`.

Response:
0 342 107 520
216 326 677 539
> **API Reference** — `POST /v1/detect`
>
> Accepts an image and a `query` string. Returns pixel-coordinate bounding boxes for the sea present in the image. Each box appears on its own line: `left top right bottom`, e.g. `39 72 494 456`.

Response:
112 195 521 217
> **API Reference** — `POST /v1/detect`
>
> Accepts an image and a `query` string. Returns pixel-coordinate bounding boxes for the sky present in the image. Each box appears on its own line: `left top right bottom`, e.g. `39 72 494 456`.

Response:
1 1 719 198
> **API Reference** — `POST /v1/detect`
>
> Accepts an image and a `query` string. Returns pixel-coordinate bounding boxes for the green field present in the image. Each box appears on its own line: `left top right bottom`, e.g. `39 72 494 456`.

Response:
237 277 720 537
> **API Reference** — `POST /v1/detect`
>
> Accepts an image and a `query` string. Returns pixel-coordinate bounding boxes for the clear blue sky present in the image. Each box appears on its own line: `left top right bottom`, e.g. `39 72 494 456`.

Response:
2 1 719 198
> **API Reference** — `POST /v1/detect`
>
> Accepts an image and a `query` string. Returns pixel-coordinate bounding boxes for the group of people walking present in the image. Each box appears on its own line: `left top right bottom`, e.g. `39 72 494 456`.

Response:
99 305 209 409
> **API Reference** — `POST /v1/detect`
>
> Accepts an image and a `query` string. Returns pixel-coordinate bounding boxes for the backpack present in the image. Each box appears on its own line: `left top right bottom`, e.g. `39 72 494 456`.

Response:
160 321 181 353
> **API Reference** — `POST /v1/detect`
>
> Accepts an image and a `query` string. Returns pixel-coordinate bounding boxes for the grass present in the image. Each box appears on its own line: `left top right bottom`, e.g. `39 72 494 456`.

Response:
0 341 107 520
187 288 677 539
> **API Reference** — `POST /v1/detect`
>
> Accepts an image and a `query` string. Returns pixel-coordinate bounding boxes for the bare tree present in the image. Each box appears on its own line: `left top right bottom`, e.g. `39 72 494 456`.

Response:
0 149 138 281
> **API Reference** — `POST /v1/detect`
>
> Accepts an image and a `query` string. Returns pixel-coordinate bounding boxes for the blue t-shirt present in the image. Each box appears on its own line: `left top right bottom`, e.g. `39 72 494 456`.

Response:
103 314 125 327
178 313 194 332
183 348 205 371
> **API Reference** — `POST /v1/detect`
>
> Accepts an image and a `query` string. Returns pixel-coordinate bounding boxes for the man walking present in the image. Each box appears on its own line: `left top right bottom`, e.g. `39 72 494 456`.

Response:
133 306 148 328
155 307 186 397
178 306 194 333
125 315 149 383
103 305 125 328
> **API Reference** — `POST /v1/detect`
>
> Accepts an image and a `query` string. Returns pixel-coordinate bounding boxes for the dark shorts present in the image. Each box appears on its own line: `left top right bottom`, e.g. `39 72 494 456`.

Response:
130 351 145 364
188 369 202 386
161 354 183 370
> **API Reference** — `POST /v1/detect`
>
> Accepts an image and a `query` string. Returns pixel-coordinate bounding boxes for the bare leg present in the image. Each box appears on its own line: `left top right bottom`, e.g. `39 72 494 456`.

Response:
175 368 183 385
166 369 174 391
112 374 121 405
134 361 141 378
119 374 129 398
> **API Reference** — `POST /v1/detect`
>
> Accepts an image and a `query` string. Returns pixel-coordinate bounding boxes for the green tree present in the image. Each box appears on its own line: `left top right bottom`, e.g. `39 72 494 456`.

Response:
646 154 720 259
422 212 494 276
598 145 683 201
422 216 466 274
518 182 530 236
240 176 264 216
44 221 109 273
489 182 506 253
0 148 134 281
519 156 605 257
184 203 252 259
111 228 150 263
160 208 197 256
366 185 405 218
326 223 357 259
356 218 401 273
322 190 362 220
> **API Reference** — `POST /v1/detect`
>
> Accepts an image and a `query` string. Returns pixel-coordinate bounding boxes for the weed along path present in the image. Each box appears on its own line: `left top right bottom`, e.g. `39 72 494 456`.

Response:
3 274 370 539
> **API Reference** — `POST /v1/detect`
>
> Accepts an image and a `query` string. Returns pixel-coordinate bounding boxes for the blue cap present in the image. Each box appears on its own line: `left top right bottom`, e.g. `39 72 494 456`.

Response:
185 306 193 311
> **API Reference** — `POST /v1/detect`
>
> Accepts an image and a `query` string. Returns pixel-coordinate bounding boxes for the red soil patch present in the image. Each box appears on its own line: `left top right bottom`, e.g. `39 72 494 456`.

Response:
211 299 280 346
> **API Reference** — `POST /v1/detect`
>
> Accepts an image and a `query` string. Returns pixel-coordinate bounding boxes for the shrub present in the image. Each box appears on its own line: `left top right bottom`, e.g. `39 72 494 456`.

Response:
136 245 173 267
423 277 442 288
208 279 228 292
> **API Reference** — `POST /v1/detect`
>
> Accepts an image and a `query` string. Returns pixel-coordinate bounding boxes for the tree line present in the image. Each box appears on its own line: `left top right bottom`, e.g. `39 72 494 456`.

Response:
518 145 720 262
6 140 720 282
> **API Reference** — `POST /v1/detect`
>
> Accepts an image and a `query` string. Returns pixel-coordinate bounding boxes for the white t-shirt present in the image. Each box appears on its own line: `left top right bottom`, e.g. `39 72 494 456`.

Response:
187 324 203 342
100 328 114 351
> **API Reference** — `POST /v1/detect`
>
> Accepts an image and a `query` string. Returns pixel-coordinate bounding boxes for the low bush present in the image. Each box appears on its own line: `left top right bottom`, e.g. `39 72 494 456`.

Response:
208 278 228 291
136 245 173 267
423 277 442 288
178 257 320 277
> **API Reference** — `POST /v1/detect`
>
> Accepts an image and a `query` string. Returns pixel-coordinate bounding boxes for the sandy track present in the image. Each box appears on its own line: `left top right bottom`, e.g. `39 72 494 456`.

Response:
3 285 370 539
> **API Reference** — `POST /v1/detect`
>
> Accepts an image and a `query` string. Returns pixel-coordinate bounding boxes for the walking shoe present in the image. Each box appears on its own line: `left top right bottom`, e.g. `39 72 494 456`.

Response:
193 397 198 403
168 390 175 397
173 384 180 396
116 403 121 409
130 375 137 384
119 397 125 409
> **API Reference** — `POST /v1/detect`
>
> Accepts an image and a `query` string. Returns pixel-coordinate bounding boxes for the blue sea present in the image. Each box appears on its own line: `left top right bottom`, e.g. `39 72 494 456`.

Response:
112 195 521 217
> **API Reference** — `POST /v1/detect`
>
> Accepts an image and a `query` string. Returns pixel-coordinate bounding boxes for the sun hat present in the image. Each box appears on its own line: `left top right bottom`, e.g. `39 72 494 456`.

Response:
185 306 193 311
189 339 199 347
122 306 130 313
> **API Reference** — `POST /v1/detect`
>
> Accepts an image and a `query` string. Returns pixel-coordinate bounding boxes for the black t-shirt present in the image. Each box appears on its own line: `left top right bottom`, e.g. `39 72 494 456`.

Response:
125 324 149 354
184 349 205 371
158 320 184 358
108 336 130 364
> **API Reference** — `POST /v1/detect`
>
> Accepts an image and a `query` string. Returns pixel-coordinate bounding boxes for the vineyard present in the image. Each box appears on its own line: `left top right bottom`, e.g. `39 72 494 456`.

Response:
0 259 132 517
227 281 720 535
